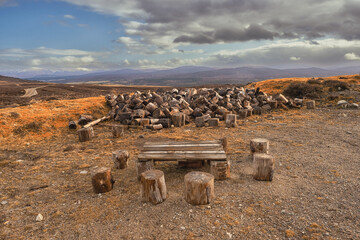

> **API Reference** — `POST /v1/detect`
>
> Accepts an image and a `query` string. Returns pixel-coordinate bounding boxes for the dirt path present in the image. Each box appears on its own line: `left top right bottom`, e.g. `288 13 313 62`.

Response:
21 86 47 98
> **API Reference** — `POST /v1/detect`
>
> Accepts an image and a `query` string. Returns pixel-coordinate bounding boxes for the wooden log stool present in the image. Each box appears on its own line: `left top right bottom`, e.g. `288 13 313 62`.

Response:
91 167 115 193
250 138 269 154
78 127 94 142
225 114 237 128
253 153 275 181
112 150 129 169
306 100 316 109
140 170 167 204
184 171 215 205
210 160 230 180
136 160 154 180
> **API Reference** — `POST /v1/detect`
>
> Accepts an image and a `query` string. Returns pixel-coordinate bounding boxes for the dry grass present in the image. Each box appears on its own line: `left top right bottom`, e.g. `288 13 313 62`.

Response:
247 75 360 95
0 96 107 145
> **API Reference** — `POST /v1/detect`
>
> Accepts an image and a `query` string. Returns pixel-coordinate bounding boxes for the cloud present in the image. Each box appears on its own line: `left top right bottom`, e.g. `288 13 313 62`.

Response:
77 23 88 28
344 52 360 60
59 0 360 49
64 14 75 19
208 39 360 67
0 0 17 7
290 56 301 61
0 47 110 71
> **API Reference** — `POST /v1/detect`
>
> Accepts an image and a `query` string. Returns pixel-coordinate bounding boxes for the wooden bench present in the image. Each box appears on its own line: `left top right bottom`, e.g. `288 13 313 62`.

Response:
137 139 230 180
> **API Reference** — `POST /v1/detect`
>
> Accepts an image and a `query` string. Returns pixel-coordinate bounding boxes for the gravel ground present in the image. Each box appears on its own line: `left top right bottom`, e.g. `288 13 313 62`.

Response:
1 108 359 240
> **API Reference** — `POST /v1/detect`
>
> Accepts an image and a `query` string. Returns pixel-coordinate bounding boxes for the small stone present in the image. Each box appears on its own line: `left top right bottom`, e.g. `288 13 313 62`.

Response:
226 232 233 238
139 135 145 138
80 170 88 174
281 209 286 213
36 214 43 222
180 226 185 230
346 131 352 134
207 205 211 209
1 200 8 205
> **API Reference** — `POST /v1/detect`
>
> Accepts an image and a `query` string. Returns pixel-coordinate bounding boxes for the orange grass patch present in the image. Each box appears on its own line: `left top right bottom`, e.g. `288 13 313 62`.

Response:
246 75 360 95
0 96 107 145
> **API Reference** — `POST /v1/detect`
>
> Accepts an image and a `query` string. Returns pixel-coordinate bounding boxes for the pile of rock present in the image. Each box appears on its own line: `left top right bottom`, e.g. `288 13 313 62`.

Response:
105 87 302 129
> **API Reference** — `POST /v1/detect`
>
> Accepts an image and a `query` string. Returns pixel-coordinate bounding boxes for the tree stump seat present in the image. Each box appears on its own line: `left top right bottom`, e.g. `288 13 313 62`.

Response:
184 171 215 205
140 170 167 204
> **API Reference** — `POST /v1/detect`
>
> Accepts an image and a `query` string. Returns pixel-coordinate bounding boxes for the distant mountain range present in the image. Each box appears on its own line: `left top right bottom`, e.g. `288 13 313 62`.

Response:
8 65 360 87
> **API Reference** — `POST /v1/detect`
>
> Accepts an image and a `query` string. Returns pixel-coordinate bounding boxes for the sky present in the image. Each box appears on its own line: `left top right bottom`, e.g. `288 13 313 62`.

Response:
1 0 360 75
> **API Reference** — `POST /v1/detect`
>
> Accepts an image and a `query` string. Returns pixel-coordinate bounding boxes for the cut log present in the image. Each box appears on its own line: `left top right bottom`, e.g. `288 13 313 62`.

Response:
184 171 215 205
152 108 165 119
253 153 275 181
250 138 269 155
69 120 77 129
112 125 125 138
238 109 247 119
210 160 230 180
145 102 157 113
246 109 253 117
208 118 219 127
253 107 262 115
306 100 316 109
78 115 93 126
225 114 237 128
78 127 94 142
159 118 171 128
112 150 129 169
195 116 206 127
136 160 154 180
115 112 132 123
171 112 186 127
140 170 167 204
139 118 150 126
269 100 278 109
91 167 114 194
152 124 163 130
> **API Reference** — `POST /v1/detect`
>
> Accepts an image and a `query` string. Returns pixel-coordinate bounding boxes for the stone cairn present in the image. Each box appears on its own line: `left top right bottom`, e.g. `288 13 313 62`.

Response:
103 87 303 130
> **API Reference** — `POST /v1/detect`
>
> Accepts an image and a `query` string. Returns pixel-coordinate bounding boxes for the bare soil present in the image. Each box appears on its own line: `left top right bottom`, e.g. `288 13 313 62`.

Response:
1 106 359 239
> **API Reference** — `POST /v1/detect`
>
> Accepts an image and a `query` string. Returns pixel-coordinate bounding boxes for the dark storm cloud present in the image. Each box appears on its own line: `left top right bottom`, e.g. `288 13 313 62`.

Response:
63 0 360 45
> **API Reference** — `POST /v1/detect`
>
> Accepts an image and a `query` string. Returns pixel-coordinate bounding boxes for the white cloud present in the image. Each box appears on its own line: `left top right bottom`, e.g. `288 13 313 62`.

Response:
77 23 88 28
344 52 360 60
64 14 75 19
290 56 301 61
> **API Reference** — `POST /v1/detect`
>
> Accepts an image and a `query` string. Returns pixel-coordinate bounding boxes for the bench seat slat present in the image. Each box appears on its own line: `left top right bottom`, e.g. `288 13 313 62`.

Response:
143 140 221 146
142 146 224 151
138 152 226 161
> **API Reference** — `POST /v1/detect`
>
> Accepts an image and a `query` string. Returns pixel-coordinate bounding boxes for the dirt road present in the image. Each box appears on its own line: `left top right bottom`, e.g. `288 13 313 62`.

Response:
21 86 47 98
